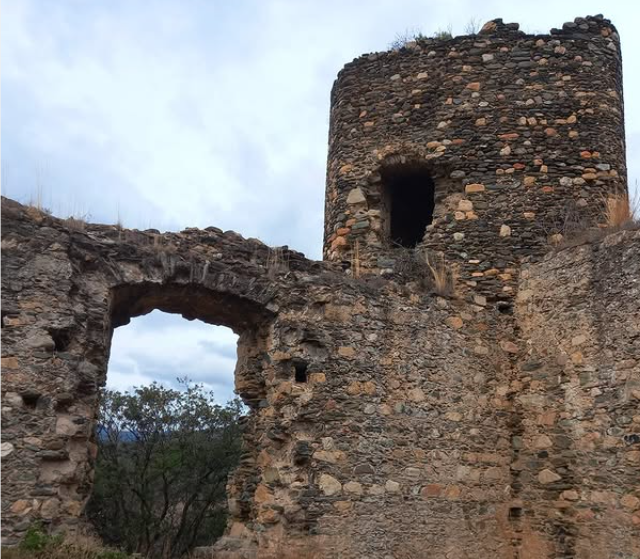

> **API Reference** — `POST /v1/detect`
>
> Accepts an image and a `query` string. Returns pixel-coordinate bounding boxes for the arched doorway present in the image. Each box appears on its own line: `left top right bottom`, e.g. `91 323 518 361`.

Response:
87 309 241 556
80 282 276 556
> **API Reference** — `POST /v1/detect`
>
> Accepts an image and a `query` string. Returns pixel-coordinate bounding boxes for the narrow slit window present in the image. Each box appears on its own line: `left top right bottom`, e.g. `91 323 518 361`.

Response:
382 165 436 248
293 360 308 383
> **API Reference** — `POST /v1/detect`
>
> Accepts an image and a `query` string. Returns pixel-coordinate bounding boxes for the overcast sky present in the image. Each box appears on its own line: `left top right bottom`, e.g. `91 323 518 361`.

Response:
3 0 639 401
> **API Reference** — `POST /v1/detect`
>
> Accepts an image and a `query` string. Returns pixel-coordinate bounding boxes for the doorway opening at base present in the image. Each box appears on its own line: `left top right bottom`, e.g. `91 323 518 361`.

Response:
87 310 242 559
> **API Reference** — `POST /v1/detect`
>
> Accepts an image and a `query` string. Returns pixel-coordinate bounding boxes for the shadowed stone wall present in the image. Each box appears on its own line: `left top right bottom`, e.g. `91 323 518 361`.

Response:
514 230 640 558
1 199 516 557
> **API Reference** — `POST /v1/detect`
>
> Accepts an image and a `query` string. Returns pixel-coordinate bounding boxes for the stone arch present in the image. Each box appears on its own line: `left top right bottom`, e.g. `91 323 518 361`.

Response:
1 197 340 548
1 191 340 550
108 281 276 409
91 277 280 528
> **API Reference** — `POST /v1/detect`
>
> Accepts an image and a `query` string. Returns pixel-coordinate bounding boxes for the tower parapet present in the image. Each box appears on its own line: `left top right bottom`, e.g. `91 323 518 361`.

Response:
324 15 626 300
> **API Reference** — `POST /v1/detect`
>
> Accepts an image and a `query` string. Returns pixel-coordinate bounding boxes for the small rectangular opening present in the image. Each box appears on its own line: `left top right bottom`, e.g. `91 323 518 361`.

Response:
48 327 72 352
497 302 513 315
293 360 308 383
509 507 523 519
21 392 41 409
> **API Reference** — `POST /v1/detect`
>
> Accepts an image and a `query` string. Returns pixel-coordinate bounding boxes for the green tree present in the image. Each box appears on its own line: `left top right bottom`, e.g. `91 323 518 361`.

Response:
86 380 243 559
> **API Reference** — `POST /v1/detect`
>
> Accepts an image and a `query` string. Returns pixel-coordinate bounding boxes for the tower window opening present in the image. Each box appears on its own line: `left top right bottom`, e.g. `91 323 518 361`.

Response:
383 165 436 248
293 359 309 383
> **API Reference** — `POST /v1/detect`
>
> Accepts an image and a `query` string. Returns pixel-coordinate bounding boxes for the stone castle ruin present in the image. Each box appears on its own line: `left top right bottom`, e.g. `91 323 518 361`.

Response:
2 14 639 559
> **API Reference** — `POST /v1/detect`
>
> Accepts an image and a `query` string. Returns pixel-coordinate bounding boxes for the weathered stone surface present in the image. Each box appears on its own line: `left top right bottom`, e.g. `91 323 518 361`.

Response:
2 204 639 556
319 474 342 496
1 13 638 559
385 480 401 494
538 469 562 484
1 443 15 458
346 188 366 205
343 481 363 496
516 229 640 557
324 14 626 307
465 183 485 194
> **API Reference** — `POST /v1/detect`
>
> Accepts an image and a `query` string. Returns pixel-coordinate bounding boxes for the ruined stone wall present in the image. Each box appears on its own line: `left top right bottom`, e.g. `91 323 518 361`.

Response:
1 200 290 541
324 15 626 301
514 230 640 558
2 216 639 558
2 13 637 559
1 199 516 558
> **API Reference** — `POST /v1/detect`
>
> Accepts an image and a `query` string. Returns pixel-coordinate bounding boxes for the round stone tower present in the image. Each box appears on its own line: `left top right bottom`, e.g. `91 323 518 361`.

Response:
324 15 626 300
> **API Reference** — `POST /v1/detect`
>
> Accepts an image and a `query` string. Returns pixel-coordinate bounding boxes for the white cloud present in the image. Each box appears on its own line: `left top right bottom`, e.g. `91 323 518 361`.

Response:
108 311 238 403
2 0 335 254
3 0 638 241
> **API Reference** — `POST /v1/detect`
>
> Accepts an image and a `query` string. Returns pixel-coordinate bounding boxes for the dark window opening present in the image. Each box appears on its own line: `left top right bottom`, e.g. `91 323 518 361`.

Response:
497 302 513 315
21 391 41 409
293 359 308 383
1 311 11 328
55 393 74 411
383 165 436 248
509 506 523 519
48 327 72 352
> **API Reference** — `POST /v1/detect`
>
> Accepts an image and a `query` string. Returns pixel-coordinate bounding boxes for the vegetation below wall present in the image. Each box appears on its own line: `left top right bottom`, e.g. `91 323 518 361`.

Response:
3 383 243 559
1 524 131 559
86 381 243 558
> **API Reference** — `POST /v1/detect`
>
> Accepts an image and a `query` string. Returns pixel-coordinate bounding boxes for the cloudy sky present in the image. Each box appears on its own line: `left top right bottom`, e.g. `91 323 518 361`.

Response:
3 0 639 401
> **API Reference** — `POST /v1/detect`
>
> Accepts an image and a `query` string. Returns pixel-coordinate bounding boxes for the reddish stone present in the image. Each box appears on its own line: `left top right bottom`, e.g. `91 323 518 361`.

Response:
421 484 443 498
